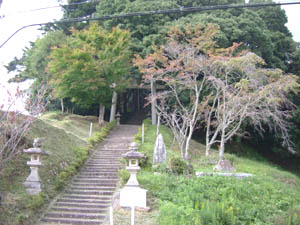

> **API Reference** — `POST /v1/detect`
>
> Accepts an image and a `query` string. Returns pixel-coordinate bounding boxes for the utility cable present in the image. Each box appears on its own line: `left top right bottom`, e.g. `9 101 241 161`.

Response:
1 1 300 49
0 0 100 18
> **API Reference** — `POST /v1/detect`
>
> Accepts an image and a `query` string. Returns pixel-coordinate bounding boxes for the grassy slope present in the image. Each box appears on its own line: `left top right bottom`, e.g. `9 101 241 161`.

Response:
0 112 101 225
113 119 300 225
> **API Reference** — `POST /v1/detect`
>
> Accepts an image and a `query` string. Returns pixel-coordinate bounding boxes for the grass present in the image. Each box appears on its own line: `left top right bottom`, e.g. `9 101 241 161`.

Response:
0 111 103 225
41 111 102 141
112 118 300 225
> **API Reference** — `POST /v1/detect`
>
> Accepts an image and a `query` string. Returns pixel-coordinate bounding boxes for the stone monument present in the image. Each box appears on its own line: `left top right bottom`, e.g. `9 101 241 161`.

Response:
120 142 148 209
23 138 49 195
153 133 167 164
214 159 236 172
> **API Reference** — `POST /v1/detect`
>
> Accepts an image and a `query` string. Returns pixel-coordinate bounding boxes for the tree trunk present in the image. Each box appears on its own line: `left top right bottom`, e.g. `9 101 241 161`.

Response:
151 81 157 125
61 99 64 113
206 125 211 156
205 143 211 156
180 143 185 159
99 104 105 125
110 91 117 122
184 125 193 161
219 137 225 161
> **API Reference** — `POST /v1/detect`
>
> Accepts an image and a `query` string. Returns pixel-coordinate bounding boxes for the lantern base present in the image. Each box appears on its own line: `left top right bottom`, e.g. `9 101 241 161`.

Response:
24 166 43 195
24 180 42 195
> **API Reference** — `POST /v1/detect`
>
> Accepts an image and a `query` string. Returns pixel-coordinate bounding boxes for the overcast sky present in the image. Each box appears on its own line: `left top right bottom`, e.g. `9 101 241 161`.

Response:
0 0 299 111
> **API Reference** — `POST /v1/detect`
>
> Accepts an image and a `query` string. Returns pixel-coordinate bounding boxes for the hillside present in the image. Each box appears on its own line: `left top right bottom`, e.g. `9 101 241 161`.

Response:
1 114 300 225
0 112 102 225
113 119 300 225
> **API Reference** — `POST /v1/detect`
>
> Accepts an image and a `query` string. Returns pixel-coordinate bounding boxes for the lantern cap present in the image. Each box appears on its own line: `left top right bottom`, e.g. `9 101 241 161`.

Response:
123 142 145 159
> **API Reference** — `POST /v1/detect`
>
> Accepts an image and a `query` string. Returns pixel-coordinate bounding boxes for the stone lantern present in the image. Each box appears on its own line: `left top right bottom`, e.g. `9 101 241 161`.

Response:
23 138 49 195
120 142 148 208
116 112 121 125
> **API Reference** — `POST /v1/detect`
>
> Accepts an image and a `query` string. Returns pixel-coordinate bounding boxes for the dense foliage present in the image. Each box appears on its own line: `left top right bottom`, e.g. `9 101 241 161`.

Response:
48 23 132 109
5 0 300 155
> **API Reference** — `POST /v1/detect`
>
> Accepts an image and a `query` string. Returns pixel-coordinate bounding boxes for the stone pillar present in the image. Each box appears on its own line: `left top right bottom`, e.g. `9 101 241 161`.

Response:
153 133 167 164
23 138 49 195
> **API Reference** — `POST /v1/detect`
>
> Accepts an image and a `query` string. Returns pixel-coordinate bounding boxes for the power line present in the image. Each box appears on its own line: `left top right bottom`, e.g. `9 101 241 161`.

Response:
0 0 100 18
1 1 300 49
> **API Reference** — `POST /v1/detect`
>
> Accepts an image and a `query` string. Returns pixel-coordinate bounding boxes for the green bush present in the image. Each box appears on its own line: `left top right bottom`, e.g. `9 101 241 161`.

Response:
153 162 170 173
118 169 130 186
286 206 300 225
138 171 300 225
17 213 29 225
28 193 47 210
170 157 188 175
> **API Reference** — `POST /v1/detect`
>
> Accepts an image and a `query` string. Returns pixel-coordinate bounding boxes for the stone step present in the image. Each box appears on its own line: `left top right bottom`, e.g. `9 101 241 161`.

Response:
55 202 109 208
79 170 120 174
71 182 117 187
82 165 122 172
42 217 103 225
88 156 121 159
69 186 115 191
57 198 110 204
83 167 121 171
45 212 105 220
62 195 110 200
85 162 121 166
91 154 125 158
80 169 119 174
76 173 118 177
40 125 139 224
51 207 106 214
96 149 129 152
86 156 120 163
65 190 114 195
73 177 119 182
84 163 121 166
91 152 123 155
76 175 118 179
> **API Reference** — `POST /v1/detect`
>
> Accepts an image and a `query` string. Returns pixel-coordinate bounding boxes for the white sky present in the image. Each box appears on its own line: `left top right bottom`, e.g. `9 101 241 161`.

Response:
0 0 299 111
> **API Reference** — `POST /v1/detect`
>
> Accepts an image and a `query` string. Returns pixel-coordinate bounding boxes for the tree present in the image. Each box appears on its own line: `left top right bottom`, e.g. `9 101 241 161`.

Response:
0 85 47 204
134 24 219 160
48 23 132 123
170 5 295 71
135 23 299 162
95 0 242 57
204 51 299 160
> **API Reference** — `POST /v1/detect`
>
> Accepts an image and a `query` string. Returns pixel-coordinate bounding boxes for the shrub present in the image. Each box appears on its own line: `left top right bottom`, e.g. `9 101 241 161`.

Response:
118 169 130 186
170 157 188 175
28 193 47 210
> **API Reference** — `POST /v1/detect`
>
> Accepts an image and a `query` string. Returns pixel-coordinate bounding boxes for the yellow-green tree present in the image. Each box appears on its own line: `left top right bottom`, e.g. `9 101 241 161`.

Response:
48 23 131 122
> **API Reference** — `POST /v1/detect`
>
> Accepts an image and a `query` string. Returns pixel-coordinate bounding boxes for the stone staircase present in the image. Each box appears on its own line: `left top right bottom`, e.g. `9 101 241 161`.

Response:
40 125 139 225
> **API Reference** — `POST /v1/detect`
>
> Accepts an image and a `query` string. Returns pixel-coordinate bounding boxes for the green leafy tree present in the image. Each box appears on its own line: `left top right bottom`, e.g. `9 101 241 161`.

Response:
48 23 132 122
95 0 242 56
